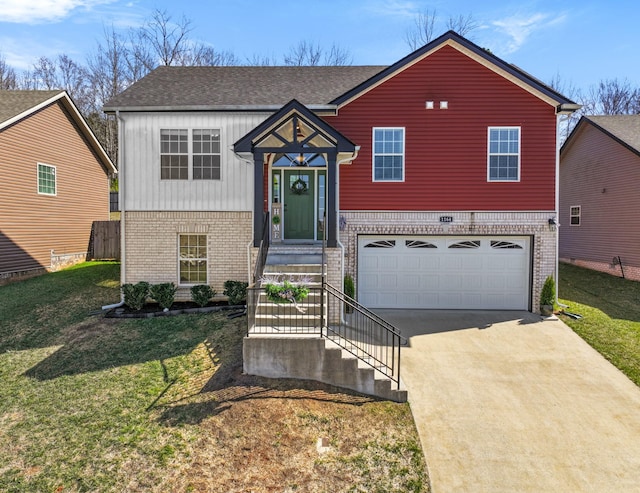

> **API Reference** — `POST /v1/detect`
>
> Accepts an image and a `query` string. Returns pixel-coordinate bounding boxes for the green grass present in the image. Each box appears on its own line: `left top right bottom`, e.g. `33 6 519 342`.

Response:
0 262 429 492
559 262 640 386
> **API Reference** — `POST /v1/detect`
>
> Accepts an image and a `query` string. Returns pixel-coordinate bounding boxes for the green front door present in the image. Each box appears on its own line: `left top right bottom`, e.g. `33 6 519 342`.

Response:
284 170 315 239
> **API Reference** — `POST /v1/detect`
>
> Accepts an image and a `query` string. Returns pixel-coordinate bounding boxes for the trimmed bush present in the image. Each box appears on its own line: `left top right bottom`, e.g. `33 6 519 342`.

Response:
344 274 355 299
224 280 248 305
540 275 556 307
121 281 149 311
150 282 177 310
190 284 216 307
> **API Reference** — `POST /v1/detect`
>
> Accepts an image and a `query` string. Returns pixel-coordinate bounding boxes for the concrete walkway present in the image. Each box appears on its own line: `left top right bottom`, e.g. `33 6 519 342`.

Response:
376 310 640 493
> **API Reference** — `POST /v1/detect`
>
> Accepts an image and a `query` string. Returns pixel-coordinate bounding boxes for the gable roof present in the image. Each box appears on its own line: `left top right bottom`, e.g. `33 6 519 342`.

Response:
561 115 640 158
103 66 385 112
332 31 577 111
103 31 577 115
0 90 116 174
234 99 356 154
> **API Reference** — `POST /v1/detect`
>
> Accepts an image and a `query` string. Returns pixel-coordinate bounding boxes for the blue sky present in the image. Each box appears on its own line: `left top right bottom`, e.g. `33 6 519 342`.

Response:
0 0 638 96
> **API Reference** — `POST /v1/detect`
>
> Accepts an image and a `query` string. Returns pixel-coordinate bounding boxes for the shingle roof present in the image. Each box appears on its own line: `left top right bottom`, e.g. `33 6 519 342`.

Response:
0 89 116 173
586 115 640 154
103 65 385 110
0 90 63 125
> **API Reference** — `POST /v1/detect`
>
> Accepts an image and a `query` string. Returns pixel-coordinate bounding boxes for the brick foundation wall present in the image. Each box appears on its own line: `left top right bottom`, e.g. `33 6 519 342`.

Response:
560 258 639 282
339 211 558 312
125 211 252 301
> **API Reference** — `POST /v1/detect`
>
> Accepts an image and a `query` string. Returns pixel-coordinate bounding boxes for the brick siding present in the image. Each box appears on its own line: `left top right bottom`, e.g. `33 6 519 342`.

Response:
340 211 558 312
124 211 252 301
560 258 640 282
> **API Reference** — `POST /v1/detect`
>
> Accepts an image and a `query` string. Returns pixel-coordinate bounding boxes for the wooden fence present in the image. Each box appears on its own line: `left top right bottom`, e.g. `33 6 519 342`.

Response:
91 220 121 260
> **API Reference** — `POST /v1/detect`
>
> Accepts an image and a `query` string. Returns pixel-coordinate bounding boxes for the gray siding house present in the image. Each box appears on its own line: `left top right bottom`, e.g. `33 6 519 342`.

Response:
559 115 640 280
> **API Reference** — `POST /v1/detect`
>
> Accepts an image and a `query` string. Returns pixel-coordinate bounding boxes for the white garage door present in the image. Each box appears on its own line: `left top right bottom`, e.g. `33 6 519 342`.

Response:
358 236 530 310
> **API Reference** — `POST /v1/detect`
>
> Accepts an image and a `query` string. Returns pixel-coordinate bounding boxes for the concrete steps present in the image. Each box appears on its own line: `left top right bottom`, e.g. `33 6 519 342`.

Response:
246 250 406 402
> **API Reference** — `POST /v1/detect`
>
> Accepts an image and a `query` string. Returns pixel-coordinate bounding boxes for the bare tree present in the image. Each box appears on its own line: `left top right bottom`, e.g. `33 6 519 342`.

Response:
324 43 353 65
139 9 192 67
405 9 438 50
405 9 478 50
246 53 278 66
446 14 478 37
86 26 131 163
584 78 640 115
548 72 585 143
284 40 322 66
0 54 18 89
183 44 239 66
283 41 352 66
32 56 58 89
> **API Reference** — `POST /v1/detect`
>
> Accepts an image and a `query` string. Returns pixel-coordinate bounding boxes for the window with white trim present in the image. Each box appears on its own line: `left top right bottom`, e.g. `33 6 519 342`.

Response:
161 129 188 180
373 128 404 181
193 129 221 180
161 129 222 180
488 127 520 181
179 234 207 284
570 206 581 226
37 163 56 195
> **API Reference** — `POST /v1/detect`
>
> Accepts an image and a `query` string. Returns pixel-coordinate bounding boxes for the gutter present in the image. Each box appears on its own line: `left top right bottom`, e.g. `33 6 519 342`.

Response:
104 104 338 115
102 110 126 311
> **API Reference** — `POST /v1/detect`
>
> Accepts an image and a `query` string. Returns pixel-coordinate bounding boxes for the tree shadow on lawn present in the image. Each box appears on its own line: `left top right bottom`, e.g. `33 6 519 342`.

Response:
155 371 378 427
23 314 222 381
152 323 379 427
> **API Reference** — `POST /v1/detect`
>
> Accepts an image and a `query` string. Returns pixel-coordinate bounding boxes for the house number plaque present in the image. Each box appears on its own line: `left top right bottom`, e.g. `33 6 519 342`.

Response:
439 216 453 223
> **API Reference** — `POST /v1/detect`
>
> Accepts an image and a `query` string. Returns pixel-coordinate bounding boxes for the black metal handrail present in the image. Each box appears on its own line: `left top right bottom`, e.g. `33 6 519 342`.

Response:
323 281 405 389
252 211 270 284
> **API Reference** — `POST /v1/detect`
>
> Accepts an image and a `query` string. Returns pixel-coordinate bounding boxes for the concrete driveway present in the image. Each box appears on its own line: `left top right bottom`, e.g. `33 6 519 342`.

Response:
375 310 640 493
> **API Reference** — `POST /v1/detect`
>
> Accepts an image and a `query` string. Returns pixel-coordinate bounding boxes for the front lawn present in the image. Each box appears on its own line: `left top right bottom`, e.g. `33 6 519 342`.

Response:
559 262 640 386
0 262 429 492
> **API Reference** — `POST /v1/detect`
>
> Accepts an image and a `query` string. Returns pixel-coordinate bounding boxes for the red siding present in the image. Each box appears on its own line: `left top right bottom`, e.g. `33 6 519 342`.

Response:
327 45 557 211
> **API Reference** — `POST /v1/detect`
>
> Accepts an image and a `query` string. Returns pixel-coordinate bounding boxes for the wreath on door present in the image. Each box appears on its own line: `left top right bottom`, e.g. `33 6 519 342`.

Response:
290 177 308 195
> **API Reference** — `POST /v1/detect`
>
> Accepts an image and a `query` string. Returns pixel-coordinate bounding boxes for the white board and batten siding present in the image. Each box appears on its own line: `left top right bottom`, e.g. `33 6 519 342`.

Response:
121 112 269 211
358 236 531 310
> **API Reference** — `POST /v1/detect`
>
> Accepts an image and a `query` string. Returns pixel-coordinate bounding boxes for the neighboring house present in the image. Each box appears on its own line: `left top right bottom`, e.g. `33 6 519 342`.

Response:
560 115 640 281
0 90 116 281
104 31 577 312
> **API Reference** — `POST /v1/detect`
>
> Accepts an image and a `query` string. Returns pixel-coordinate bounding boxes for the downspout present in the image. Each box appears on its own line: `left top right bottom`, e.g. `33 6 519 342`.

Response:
555 113 568 308
231 146 260 284
103 110 126 310
337 146 360 323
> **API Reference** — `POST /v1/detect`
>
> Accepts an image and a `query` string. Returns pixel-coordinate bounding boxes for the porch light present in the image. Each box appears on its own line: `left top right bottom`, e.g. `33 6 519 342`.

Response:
295 153 307 166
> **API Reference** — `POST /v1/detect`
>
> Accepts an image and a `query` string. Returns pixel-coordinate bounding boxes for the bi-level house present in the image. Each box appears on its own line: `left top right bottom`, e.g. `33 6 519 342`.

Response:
105 32 576 398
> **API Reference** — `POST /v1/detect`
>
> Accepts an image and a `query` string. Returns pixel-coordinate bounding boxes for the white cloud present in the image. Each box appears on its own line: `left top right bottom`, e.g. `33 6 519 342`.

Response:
0 0 114 24
367 0 422 19
492 12 567 54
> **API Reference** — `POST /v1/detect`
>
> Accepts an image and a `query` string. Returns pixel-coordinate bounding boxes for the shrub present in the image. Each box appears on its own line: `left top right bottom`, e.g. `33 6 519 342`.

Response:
121 281 149 311
224 280 248 305
344 274 355 299
190 284 216 307
150 282 178 310
540 275 556 307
